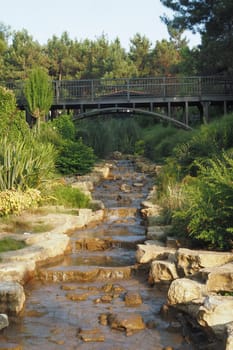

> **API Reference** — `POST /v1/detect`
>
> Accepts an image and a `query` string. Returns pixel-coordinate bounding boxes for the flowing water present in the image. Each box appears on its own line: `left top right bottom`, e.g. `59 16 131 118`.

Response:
1 160 196 350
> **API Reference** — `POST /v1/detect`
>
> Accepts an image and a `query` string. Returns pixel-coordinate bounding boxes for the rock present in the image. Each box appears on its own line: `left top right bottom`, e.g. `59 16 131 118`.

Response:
124 292 143 307
136 244 175 264
200 262 233 293
89 200 105 210
176 248 233 276
66 293 88 301
167 278 206 305
140 201 162 218
0 314 8 330
75 238 112 251
107 312 146 336
198 296 233 336
149 260 178 284
0 282 25 315
120 184 131 192
226 322 233 350
146 226 170 241
77 328 105 342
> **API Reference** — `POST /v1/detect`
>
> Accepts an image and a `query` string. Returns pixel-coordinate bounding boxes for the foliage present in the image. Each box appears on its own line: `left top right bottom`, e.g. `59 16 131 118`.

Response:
0 86 30 140
24 67 53 130
172 154 233 250
160 0 233 74
56 138 96 175
173 114 233 176
51 114 76 140
0 135 56 191
0 188 41 216
44 183 90 208
77 116 142 158
0 237 26 252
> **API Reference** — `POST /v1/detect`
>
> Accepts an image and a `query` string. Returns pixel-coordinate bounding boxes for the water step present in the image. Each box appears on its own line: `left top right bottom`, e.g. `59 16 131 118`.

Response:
37 265 135 283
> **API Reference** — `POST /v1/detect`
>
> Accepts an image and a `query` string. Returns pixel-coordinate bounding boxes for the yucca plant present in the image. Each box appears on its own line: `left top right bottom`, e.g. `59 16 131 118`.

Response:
0 136 56 191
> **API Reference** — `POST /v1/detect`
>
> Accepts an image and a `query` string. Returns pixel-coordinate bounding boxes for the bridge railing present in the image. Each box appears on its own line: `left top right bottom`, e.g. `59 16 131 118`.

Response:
54 76 233 104
2 76 233 106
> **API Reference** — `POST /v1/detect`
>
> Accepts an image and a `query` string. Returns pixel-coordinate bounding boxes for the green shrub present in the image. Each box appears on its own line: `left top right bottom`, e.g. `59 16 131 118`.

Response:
172 154 233 250
56 138 96 175
45 184 90 208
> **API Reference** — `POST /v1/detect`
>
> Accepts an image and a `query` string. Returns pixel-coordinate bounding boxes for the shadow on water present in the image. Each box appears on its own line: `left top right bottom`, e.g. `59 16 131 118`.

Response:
1 159 198 350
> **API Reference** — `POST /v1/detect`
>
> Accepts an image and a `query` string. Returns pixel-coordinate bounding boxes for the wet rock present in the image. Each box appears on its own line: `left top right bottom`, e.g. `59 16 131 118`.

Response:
89 200 105 210
60 284 77 291
75 238 112 251
176 248 233 276
120 183 131 193
0 282 25 315
101 283 125 294
136 244 175 264
77 328 105 342
99 313 108 326
107 312 146 336
100 295 113 303
149 260 179 284
167 278 206 305
65 292 88 301
124 292 142 307
0 314 9 330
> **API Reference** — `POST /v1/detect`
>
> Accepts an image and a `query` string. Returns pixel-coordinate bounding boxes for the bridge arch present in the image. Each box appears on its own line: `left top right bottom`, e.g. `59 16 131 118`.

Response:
73 107 192 130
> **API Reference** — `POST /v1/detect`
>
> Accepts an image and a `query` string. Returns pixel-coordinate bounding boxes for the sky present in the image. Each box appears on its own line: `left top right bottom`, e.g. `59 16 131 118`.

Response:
1 0 201 50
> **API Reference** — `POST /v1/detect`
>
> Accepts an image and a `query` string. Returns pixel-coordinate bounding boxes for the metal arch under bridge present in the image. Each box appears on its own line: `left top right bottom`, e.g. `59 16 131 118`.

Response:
73 106 193 130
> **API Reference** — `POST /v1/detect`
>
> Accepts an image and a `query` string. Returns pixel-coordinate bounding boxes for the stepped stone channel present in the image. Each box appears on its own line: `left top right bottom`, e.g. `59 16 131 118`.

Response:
0 160 197 349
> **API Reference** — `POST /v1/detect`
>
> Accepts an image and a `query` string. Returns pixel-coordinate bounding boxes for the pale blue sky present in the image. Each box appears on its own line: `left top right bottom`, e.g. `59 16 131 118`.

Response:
1 0 201 50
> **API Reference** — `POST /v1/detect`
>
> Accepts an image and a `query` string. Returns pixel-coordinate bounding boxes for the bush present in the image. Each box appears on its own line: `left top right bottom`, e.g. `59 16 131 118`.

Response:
172 154 233 250
56 138 96 175
0 189 41 216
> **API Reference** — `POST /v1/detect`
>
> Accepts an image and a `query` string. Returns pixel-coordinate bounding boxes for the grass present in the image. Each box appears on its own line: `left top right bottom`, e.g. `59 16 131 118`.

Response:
0 217 53 234
44 184 90 208
0 237 26 252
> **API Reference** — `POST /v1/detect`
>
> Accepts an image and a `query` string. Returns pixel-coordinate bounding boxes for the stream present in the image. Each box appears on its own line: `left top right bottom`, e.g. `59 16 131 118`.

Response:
1 160 196 350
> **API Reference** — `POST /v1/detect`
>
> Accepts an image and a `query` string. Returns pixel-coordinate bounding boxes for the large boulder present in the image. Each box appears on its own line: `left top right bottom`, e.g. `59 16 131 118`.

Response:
200 263 233 293
0 282 25 315
167 278 206 305
198 296 233 337
176 248 233 276
136 244 175 264
149 260 178 284
226 322 233 350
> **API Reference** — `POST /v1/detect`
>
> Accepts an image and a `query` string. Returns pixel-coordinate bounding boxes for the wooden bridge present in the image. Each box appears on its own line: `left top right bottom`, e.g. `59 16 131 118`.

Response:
7 75 233 128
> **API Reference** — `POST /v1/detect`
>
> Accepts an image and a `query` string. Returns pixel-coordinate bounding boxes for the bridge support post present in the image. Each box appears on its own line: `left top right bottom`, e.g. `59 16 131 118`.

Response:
201 101 210 123
224 100 227 115
185 101 189 125
168 102 171 119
